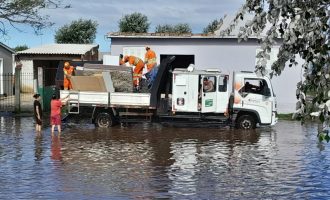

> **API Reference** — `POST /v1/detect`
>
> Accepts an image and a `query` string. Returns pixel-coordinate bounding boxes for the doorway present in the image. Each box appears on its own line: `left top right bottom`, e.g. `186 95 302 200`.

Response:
158 54 195 96
160 54 194 70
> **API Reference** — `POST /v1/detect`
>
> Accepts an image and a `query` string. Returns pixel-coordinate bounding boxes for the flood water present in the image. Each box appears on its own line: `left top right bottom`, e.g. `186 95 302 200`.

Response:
0 117 330 199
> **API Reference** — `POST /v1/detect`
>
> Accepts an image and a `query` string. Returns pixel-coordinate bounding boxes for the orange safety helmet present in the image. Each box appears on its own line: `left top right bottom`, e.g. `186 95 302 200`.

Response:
64 61 70 68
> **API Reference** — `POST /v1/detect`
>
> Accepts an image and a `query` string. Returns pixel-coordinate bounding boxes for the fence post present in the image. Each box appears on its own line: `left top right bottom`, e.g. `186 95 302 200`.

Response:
15 67 21 113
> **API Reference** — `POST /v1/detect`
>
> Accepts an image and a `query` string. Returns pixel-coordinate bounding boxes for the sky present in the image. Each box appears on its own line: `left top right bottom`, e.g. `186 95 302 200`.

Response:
0 0 245 52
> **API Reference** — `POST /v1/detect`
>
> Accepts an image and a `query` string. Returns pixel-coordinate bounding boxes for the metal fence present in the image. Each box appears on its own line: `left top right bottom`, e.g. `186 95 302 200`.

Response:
20 72 34 112
0 72 34 113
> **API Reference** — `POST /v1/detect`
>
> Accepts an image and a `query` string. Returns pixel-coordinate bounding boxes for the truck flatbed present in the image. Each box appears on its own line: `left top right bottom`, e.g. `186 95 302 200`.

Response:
60 90 151 108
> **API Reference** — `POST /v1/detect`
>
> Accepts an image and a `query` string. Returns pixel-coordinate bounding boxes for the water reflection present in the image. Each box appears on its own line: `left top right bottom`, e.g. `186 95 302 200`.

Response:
51 134 62 161
34 133 43 161
56 125 276 199
1 117 330 199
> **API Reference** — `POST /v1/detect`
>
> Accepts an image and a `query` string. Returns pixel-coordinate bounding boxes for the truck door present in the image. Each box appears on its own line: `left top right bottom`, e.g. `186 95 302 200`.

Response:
239 78 273 124
172 74 189 111
216 75 229 113
201 76 217 113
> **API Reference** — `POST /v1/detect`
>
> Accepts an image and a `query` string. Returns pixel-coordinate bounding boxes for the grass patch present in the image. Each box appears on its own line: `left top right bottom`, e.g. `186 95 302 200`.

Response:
277 113 294 120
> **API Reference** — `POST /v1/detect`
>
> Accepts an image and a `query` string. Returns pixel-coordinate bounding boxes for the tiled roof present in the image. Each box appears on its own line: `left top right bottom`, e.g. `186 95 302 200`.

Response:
17 44 99 55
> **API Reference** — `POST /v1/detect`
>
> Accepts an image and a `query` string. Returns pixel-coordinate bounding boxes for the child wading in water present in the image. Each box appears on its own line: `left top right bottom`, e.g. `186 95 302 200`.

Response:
33 93 42 132
50 94 69 135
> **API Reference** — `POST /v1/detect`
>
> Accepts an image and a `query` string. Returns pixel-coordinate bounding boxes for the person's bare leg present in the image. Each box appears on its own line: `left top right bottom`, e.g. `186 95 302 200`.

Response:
58 125 61 133
37 124 41 132
51 125 55 133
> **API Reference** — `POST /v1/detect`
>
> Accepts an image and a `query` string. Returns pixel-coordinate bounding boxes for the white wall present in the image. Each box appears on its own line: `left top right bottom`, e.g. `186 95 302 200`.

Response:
111 38 301 113
20 60 34 93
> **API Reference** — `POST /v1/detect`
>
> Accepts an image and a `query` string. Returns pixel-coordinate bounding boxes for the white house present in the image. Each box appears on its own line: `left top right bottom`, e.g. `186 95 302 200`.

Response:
17 43 99 92
0 42 15 96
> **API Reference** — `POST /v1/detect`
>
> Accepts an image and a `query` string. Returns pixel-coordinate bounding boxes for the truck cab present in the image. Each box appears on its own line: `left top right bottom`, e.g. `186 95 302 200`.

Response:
232 71 278 129
171 68 278 129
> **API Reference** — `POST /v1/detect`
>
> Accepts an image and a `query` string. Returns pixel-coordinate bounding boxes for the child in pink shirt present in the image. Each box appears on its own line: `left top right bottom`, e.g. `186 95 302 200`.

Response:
50 94 68 134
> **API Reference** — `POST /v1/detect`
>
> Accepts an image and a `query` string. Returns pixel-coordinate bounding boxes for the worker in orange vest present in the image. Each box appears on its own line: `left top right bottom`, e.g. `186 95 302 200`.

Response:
63 61 74 90
145 46 157 71
144 46 158 88
122 55 145 89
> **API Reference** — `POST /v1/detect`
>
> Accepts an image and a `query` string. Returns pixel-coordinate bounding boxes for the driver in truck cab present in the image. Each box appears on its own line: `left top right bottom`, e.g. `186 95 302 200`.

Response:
203 77 214 92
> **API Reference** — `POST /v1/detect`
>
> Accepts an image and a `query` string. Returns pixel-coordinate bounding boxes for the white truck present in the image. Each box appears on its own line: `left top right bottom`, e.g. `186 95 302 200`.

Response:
60 56 278 129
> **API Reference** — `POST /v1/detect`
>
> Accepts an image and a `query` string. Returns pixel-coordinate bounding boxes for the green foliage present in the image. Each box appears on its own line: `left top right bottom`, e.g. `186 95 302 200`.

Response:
318 131 330 143
155 24 173 33
277 113 295 121
14 45 29 52
0 0 69 35
118 12 150 33
55 19 98 44
173 23 192 34
155 23 192 34
203 19 222 34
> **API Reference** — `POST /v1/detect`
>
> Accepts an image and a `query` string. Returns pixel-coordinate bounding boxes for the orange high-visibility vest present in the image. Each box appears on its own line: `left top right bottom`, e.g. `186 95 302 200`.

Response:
124 56 144 87
63 66 74 89
145 50 157 71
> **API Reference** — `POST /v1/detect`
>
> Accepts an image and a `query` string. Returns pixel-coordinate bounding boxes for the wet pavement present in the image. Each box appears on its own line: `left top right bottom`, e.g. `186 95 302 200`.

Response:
0 117 330 199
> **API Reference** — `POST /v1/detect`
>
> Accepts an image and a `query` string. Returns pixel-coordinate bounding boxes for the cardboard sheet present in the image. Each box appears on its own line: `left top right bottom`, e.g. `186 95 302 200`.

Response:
75 64 134 92
71 76 107 92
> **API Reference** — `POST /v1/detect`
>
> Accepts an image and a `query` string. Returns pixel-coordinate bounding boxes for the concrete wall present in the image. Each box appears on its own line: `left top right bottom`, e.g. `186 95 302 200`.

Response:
111 37 302 113
20 60 34 93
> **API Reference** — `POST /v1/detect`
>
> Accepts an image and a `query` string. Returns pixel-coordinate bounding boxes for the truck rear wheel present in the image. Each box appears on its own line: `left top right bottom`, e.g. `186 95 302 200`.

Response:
236 115 256 130
95 112 114 128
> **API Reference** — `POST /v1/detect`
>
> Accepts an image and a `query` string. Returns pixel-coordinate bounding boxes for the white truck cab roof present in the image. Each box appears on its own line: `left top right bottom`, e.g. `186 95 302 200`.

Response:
173 68 228 76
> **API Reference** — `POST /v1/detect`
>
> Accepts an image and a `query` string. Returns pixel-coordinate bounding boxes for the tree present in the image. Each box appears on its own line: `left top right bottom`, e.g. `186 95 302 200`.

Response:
55 19 98 44
173 23 192 34
155 24 174 33
118 12 150 33
14 45 29 52
203 19 223 34
155 23 192 34
221 1 329 136
0 0 69 35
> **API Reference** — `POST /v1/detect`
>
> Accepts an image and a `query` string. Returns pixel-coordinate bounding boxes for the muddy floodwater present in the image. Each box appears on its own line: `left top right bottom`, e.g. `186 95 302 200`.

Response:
0 117 330 199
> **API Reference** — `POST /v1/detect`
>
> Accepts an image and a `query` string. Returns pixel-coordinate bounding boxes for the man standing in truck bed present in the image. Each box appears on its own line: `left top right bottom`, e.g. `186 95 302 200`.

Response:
122 55 145 89
144 46 157 88
63 61 74 90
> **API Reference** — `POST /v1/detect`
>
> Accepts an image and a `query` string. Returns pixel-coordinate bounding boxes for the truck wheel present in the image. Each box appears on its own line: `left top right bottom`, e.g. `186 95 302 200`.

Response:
95 113 113 128
236 115 256 130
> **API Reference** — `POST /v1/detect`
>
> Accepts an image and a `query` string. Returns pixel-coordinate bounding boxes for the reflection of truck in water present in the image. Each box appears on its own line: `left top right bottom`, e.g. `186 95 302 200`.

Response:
59 56 277 129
